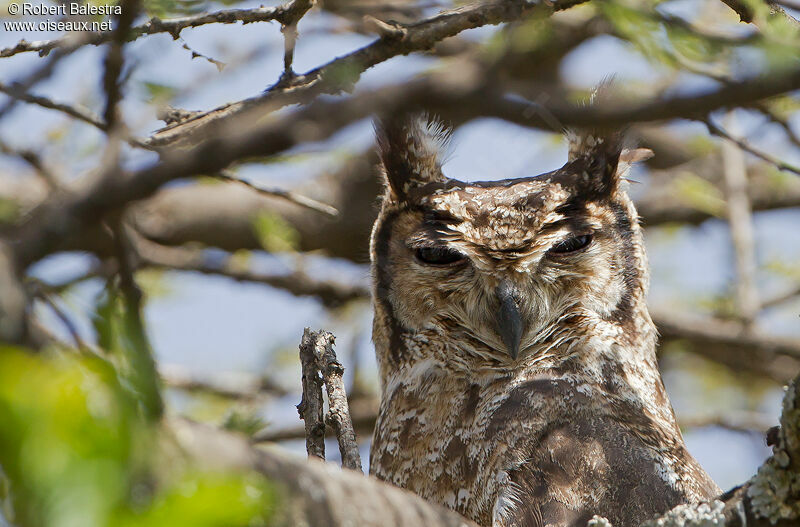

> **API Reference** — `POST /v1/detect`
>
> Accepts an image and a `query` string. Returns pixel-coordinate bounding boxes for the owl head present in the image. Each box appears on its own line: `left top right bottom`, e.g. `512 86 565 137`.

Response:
371 114 652 366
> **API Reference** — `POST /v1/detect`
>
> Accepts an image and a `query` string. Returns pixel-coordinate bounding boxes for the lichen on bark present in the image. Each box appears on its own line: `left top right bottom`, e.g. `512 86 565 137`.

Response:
747 379 800 524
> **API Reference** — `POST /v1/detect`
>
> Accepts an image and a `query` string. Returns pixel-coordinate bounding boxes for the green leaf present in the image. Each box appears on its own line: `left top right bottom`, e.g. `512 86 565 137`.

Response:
0 349 276 527
0 348 141 527
251 211 299 253
221 409 267 437
116 472 275 527
671 172 726 217
0 197 20 225
142 82 177 104
92 287 163 421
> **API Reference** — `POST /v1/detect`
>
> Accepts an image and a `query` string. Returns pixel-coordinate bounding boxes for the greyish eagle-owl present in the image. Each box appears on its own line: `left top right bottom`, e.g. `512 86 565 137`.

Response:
368 114 719 527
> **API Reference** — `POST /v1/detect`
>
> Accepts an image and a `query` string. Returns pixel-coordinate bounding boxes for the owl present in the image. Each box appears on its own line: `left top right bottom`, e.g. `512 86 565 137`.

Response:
368 115 720 527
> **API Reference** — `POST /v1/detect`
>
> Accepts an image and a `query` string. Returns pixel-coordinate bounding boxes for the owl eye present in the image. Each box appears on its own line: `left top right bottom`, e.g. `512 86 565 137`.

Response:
549 234 593 254
415 246 465 265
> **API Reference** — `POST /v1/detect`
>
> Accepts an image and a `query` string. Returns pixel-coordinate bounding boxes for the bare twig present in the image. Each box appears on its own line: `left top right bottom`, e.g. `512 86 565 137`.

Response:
317 331 362 471
679 411 776 435
0 81 105 129
211 172 338 217
0 41 84 121
297 328 327 460
159 363 287 399
0 82 151 149
0 1 309 59
0 139 58 188
721 112 760 325
654 310 800 383
132 236 367 308
762 285 800 310
30 287 89 351
704 118 800 177
754 102 800 151
147 0 589 147
253 394 377 443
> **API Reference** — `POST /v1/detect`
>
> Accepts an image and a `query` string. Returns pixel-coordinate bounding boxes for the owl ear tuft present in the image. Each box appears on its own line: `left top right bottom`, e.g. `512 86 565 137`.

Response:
375 113 452 201
565 130 627 198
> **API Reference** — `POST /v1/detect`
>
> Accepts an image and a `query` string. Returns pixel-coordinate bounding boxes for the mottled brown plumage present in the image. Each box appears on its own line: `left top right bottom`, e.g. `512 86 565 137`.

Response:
368 115 719 527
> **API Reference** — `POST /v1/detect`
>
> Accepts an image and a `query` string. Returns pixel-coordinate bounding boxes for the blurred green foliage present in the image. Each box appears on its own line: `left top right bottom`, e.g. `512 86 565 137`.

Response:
0 348 276 527
0 287 277 527
672 172 726 218
252 212 300 253
0 349 141 527
92 287 163 421
601 0 799 77
0 197 20 226
221 409 268 437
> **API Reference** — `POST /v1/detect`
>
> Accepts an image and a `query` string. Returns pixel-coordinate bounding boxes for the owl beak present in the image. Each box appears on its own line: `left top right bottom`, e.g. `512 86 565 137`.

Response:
496 281 523 360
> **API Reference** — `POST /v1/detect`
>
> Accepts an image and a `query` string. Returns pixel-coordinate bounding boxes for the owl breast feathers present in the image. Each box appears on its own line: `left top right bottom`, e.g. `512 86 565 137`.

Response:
368 115 719 527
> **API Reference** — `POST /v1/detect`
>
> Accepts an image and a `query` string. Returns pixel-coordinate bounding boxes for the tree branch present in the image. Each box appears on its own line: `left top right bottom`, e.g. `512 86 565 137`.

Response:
721 112 760 325
654 311 800 383
705 118 800 177
317 331 363 471
169 418 481 527
146 0 589 148
0 1 311 59
297 328 327 460
133 237 368 308
211 171 338 217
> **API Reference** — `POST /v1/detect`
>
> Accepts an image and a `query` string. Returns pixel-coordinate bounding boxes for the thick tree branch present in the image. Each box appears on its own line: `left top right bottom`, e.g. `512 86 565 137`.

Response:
13 63 800 271
170 418 481 527
171 361 800 527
